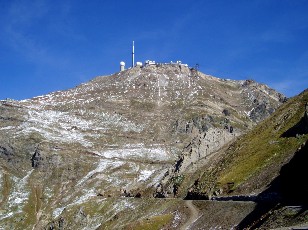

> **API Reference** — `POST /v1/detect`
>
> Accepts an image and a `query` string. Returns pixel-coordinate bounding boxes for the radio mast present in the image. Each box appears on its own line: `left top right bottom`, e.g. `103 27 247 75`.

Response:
132 41 135 67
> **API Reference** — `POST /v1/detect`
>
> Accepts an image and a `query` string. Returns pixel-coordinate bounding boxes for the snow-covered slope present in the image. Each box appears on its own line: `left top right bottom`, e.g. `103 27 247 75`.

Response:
0 64 285 229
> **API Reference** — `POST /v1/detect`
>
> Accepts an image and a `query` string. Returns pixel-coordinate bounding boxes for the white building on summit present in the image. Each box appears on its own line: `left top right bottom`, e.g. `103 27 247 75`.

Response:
120 61 125 71
144 60 156 66
119 41 188 71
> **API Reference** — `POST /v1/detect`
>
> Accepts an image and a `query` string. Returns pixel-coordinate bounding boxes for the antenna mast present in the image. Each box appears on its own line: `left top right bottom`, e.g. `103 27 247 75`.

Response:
132 41 135 67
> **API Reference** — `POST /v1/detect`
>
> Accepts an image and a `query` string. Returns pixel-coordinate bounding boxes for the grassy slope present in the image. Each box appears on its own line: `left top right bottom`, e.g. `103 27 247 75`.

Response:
198 89 308 194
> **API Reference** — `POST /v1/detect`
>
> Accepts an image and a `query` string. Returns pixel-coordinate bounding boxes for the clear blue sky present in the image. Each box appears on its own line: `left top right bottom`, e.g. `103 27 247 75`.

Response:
1 0 308 100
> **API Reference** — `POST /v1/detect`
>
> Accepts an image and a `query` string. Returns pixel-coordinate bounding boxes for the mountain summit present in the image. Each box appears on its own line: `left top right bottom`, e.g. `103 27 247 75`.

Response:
0 64 288 228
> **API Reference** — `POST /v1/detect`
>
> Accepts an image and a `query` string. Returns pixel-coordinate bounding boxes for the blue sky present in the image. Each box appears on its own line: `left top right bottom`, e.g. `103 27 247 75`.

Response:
1 0 308 100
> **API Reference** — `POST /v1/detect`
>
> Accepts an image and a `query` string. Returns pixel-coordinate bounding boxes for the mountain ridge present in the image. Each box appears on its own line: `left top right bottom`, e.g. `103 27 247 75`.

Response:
0 64 295 229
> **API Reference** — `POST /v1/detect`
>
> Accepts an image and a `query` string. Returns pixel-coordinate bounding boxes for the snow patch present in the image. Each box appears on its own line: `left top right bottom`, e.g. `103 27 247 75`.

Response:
53 189 102 219
244 108 254 117
114 199 135 212
0 126 15 130
77 159 124 186
53 207 66 219
96 144 171 162
17 110 93 147
16 107 143 148
0 212 14 221
71 188 97 206
138 169 154 182
147 169 168 187
172 211 181 227
7 170 34 212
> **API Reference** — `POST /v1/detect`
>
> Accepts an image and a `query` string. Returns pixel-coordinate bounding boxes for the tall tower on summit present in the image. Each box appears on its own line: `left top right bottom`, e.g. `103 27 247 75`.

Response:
132 41 135 67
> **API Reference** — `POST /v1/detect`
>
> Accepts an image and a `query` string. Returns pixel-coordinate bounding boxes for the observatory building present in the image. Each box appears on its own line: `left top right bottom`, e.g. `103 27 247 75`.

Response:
120 61 125 71
119 41 188 71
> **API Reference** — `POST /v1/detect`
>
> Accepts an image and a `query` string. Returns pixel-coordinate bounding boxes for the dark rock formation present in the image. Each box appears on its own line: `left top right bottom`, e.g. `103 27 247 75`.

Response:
250 103 274 122
282 102 308 137
31 148 42 168
222 109 231 116
134 192 142 198
0 144 14 162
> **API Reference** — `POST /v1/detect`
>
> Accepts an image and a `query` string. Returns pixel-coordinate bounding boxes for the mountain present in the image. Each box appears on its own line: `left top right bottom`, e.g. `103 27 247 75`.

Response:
179 89 308 229
189 89 308 199
0 63 291 229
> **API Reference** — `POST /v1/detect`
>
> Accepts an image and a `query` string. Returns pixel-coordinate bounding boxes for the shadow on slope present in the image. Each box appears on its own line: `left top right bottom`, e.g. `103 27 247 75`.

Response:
282 103 308 137
236 141 308 229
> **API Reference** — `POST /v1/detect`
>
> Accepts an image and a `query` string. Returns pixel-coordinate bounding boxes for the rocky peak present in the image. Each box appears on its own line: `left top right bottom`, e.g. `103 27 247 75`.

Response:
0 65 287 228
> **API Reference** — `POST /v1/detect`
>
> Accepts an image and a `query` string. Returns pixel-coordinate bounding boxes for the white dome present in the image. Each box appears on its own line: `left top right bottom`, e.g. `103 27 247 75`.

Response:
120 61 125 66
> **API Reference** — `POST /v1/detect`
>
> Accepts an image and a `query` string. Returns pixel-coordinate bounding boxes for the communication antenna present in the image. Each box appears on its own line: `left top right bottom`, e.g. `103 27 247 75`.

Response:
132 41 135 67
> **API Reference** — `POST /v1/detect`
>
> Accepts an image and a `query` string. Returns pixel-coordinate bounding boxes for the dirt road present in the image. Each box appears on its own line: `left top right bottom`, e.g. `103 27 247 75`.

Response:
180 200 200 230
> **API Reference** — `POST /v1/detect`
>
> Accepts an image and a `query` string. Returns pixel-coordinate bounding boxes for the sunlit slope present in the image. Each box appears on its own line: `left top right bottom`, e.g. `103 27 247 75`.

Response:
197 89 308 195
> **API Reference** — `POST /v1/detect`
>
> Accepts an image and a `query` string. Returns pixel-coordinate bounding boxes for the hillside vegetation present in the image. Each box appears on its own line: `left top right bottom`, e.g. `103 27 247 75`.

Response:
194 89 308 197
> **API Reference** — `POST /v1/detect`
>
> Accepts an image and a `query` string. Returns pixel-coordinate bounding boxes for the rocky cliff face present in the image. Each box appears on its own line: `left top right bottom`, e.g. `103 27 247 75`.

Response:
0 64 285 229
185 89 308 202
